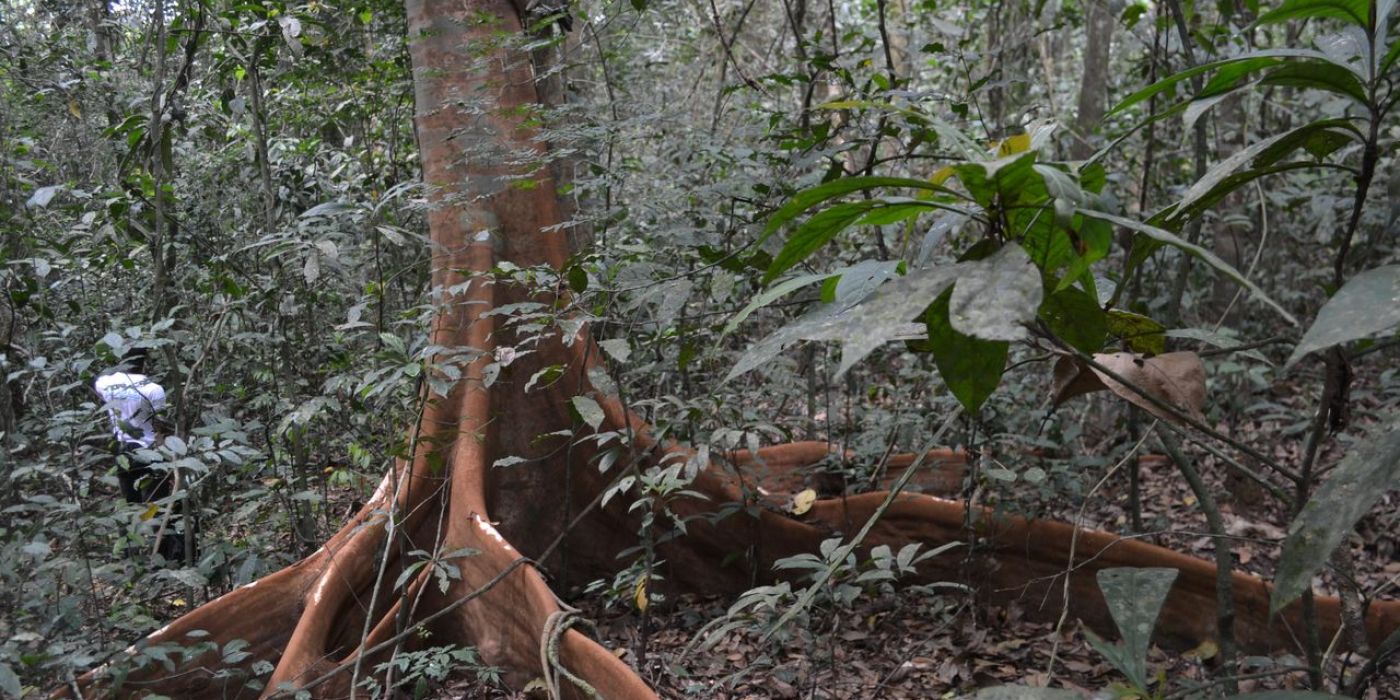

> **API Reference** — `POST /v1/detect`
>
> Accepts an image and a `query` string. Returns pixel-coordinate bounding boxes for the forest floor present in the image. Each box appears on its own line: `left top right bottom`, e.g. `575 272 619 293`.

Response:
431 435 1400 699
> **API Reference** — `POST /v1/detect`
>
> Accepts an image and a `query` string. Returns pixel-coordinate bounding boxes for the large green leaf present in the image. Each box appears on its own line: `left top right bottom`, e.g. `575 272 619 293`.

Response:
721 271 837 338
759 176 965 244
1109 50 1337 117
950 152 1039 208
924 289 1008 412
1079 211 1298 325
1168 120 1359 219
1259 60 1369 103
726 264 967 381
1086 568 1179 691
1285 265 1400 368
764 202 878 283
1272 421 1400 613
1155 162 1339 225
948 243 1043 342
1041 287 1108 353
1256 0 1369 27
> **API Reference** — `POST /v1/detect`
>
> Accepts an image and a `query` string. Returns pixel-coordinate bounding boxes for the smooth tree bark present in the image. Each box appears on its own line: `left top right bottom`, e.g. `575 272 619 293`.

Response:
63 2 1400 698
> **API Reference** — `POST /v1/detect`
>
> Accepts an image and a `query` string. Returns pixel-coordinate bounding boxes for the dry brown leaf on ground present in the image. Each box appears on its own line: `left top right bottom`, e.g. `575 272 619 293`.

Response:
1050 351 1207 425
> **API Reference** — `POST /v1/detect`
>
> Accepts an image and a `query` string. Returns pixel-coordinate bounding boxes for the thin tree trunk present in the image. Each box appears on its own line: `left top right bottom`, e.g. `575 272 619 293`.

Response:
1072 0 1114 159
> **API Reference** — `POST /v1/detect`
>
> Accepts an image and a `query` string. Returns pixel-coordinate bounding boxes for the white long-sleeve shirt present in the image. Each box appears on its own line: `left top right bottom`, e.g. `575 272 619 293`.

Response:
94 372 166 448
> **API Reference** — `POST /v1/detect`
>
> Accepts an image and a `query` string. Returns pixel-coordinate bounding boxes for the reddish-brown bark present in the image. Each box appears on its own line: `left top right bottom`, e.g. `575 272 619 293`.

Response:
63 2 1399 698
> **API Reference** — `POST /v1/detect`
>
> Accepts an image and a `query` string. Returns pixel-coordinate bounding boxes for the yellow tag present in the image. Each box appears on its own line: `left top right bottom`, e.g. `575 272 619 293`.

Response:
172 598 186 608
633 575 649 612
140 503 159 521
792 489 817 516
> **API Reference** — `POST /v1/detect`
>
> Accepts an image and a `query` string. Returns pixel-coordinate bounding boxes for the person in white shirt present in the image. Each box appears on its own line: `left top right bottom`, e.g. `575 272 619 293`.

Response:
94 348 189 563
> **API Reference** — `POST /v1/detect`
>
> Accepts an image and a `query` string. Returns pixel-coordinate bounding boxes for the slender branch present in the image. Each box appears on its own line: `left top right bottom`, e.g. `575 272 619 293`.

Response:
1160 431 1237 692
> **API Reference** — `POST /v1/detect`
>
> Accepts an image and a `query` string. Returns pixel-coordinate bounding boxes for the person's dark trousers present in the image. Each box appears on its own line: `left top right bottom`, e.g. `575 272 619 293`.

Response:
115 442 195 564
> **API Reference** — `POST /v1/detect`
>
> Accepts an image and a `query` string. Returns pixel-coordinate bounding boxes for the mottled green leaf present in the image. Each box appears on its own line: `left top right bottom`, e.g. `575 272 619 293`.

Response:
1273 421 1400 613
1088 567 1179 690
570 395 605 430
1107 309 1167 355
727 264 967 381
948 243 1042 341
1285 265 1400 368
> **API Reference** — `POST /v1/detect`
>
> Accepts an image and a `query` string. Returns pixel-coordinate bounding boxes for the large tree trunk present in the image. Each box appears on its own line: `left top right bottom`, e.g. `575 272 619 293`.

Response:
62 2 1400 698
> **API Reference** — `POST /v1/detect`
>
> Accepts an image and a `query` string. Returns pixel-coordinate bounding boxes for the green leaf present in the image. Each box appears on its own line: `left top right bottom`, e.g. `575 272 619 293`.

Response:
1107 310 1167 354
1088 568 1180 691
723 271 836 338
1057 215 1113 291
950 152 1039 208
760 176 963 245
1156 162 1332 224
947 243 1043 342
1285 265 1400 368
1109 50 1340 117
1041 287 1107 353
1383 34 1400 74
855 200 932 226
727 264 967 381
0 662 20 699
1273 421 1400 613
1255 0 1369 27
570 395 605 430
1259 60 1368 104
1169 120 1358 220
1079 211 1298 325
764 202 876 283
925 289 1008 412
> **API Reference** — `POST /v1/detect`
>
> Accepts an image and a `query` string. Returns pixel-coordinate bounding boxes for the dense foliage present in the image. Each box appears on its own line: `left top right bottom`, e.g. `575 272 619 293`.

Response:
2 0 1398 696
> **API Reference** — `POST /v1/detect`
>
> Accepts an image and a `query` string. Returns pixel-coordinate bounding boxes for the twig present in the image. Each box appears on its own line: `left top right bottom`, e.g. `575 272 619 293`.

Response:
1045 427 1155 681
1160 431 1237 693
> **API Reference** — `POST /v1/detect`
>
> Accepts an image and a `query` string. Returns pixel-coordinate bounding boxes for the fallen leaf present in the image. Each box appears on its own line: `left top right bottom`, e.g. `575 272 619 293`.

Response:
1051 351 1207 426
